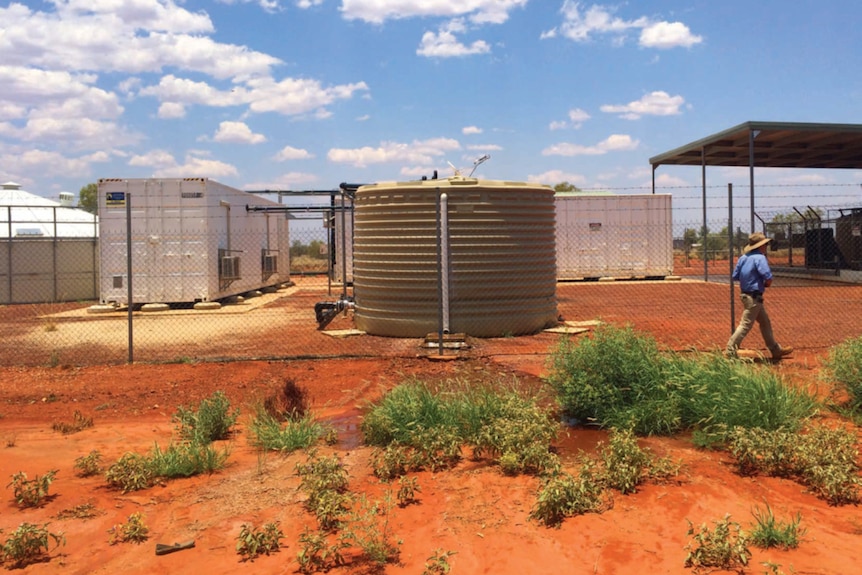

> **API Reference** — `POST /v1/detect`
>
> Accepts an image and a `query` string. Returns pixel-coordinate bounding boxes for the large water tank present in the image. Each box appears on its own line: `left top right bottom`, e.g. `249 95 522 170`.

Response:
352 177 558 337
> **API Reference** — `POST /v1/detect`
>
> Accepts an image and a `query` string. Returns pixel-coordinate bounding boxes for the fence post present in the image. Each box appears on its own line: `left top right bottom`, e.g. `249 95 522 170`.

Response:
126 190 133 364
728 183 735 335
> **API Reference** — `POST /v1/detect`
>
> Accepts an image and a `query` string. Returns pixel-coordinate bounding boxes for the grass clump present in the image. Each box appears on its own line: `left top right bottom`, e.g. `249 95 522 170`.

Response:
530 459 606 527
236 522 284 561
748 502 804 550
248 409 327 453
363 379 560 476
823 335 862 410
684 515 750 572
148 441 230 478
8 470 58 508
1 522 65 569
546 324 818 442
174 390 239 444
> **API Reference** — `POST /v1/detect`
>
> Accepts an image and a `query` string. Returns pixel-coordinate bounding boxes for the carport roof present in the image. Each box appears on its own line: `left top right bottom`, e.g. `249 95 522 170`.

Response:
649 121 862 170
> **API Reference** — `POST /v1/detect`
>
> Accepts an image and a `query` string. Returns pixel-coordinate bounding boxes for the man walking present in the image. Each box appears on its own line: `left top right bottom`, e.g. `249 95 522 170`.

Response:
726 232 793 361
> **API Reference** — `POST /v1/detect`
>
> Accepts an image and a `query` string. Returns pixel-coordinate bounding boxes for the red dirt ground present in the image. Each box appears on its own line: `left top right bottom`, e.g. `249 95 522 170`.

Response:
1 267 861 574
1 350 860 575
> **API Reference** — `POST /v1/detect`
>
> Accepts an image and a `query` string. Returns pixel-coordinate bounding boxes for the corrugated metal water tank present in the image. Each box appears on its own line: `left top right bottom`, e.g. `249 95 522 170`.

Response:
352 177 558 337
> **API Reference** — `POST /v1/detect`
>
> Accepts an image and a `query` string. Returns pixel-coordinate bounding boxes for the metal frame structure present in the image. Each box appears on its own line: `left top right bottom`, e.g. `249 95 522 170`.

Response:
649 121 862 234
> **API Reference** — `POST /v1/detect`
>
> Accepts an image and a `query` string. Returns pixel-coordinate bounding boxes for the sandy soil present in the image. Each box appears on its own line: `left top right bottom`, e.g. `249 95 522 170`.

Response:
0 347 860 575
1 267 861 574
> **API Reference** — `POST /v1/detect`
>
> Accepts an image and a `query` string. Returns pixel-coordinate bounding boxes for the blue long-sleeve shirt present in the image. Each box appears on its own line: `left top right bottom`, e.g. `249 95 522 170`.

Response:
732 252 773 294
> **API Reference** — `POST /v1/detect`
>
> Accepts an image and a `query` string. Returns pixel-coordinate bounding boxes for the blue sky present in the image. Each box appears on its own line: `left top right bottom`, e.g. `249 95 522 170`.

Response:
2 0 861 214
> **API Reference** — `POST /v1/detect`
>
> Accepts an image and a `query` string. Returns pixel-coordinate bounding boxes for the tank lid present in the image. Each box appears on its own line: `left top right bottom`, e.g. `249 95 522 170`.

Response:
358 176 552 192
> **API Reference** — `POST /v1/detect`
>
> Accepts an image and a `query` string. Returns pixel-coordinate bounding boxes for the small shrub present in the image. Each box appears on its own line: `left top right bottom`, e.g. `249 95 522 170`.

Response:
105 452 155 493
530 460 606 527
597 428 651 494
727 425 861 505
296 453 351 531
8 470 57 508
108 511 149 545
396 476 420 507
296 528 348 574
823 335 862 410
1 522 65 569
236 522 284 561
56 503 102 521
263 378 309 420
148 441 230 478
749 503 804 550
684 515 750 572
423 549 456 575
343 492 401 566
74 450 103 477
248 409 326 453
174 390 239 444
52 410 94 434
370 445 410 481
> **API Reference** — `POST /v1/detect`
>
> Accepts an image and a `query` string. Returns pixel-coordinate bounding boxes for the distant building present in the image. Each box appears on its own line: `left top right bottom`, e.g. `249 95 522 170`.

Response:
0 181 97 238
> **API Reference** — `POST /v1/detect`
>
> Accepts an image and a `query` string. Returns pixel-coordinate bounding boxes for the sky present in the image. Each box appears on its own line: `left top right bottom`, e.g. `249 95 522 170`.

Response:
2 0 862 219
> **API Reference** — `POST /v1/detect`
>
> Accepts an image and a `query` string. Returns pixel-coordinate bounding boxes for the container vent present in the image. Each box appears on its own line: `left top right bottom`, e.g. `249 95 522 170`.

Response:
262 253 278 275
220 255 241 280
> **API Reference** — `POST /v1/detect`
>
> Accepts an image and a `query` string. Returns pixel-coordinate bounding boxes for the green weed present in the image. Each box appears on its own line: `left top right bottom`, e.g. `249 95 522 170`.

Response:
684 514 751 572
174 390 239 444
248 408 326 453
108 511 149 544
296 528 348 574
51 410 94 434
236 522 284 561
74 450 103 477
422 549 457 575
749 502 804 550
1 522 65 569
823 335 862 410
105 452 155 493
8 470 57 508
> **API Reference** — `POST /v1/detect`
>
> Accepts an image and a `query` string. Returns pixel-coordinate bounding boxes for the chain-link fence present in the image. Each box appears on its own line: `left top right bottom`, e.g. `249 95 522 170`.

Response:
2 181 861 367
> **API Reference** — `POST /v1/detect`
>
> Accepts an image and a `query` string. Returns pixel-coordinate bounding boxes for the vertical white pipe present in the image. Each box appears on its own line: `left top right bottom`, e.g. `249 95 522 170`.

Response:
440 192 450 334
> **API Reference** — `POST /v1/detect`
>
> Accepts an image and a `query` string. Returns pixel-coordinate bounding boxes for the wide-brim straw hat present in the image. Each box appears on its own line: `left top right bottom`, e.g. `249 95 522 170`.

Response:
743 232 772 254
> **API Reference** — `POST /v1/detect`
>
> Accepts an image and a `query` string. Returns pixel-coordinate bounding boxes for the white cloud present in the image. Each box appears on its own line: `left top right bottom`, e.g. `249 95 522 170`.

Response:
526 170 587 187
274 146 314 161
129 149 238 178
0 149 95 178
356 114 371 122
244 171 320 189
600 91 685 120
542 134 639 156
417 19 491 58
216 0 283 13
466 144 502 151
211 121 267 144
157 102 187 119
244 77 370 116
328 137 461 168
463 126 483 135
295 0 324 8
543 1 702 50
340 0 528 25
550 107 591 130
129 149 177 169
640 22 703 49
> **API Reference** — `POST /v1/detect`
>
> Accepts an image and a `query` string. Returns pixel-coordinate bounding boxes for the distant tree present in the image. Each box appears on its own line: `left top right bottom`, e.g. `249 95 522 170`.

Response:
682 228 698 248
553 181 581 193
769 208 824 238
78 183 98 215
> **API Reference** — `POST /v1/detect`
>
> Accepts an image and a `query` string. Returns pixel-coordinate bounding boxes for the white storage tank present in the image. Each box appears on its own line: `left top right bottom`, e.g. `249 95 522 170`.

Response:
352 177 558 338
97 178 289 305
555 193 673 280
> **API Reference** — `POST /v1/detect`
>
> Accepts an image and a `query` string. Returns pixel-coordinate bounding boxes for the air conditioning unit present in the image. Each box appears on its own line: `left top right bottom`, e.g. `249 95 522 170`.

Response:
220 256 241 280
262 253 278 274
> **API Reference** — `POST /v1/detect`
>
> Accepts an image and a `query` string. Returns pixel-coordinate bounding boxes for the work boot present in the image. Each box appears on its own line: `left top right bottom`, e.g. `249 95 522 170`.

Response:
772 347 794 361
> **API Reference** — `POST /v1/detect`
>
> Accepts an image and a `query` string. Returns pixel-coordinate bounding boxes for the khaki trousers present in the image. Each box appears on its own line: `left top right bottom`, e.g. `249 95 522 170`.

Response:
726 293 780 358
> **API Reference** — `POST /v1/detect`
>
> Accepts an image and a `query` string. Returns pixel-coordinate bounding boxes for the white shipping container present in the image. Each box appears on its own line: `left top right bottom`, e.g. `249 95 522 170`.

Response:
555 193 673 279
97 178 290 305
